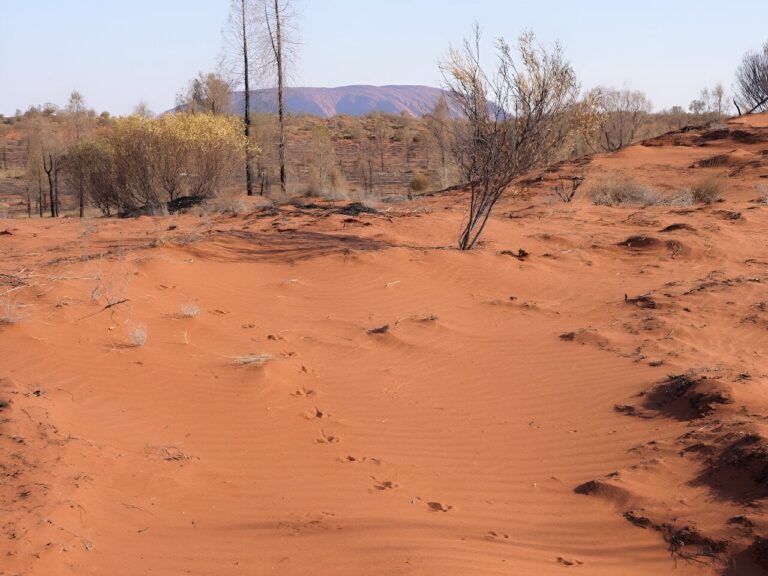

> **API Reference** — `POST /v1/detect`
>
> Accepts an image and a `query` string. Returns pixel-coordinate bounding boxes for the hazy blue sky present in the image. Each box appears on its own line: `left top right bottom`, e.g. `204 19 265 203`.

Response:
1 0 767 116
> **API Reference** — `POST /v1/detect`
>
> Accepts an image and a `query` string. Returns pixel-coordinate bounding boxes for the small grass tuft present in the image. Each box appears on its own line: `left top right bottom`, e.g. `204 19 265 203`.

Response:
686 176 723 204
181 303 200 318
233 354 273 367
129 324 148 347
0 298 24 325
589 178 663 207
755 184 768 204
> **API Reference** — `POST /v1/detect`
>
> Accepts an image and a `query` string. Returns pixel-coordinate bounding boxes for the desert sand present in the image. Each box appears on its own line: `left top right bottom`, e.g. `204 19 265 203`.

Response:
2 114 768 575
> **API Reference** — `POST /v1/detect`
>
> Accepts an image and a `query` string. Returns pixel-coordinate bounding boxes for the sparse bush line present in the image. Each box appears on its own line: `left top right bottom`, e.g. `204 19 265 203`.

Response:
589 175 724 207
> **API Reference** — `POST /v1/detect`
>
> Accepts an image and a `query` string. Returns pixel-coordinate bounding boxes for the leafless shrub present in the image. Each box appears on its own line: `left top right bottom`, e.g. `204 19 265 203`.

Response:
589 178 663 206
589 87 653 152
176 71 233 115
735 40 768 114
147 204 170 217
129 324 148 347
301 183 349 202
441 26 582 250
305 125 347 200
205 195 249 215
553 177 584 203
181 303 200 318
224 198 247 214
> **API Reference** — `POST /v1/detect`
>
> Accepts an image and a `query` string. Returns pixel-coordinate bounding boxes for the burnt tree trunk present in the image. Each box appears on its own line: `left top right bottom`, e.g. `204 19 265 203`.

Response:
242 0 254 196
274 0 287 195
43 155 56 217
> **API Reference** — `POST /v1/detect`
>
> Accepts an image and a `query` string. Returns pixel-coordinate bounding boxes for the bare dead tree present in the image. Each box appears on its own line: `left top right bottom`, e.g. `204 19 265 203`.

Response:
24 118 46 217
43 152 60 217
0 124 9 172
177 71 233 115
712 83 726 118
735 41 768 115
66 91 90 216
425 96 452 189
260 0 299 195
133 100 154 118
372 113 390 171
353 121 375 195
441 26 580 250
398 113 415 166
67 91 87 141
591 87 652 152
224 0 257 195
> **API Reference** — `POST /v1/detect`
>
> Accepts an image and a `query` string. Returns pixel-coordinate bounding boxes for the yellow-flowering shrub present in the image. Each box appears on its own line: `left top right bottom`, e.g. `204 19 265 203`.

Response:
107 113 250 212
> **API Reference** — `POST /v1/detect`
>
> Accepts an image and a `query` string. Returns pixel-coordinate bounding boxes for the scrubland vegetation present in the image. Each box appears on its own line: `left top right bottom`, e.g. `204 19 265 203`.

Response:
0 4 767 248
588 176 724 207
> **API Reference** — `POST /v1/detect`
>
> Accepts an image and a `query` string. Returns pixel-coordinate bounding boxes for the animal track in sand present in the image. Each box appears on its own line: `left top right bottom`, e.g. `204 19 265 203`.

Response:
290 386 316 398
486 531 510 541
371 477 398 491
557 556 584 567
426 501 452 512
144 445 191 462
338 455 381 465
315 430 339 444
303 407 328 420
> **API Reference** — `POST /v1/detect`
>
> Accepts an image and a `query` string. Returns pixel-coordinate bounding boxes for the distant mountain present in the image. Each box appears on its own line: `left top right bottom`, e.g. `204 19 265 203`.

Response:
227 85 454 118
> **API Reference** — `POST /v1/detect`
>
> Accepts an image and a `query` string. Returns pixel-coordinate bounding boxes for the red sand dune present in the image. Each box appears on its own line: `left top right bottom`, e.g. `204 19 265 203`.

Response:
1 114 768 575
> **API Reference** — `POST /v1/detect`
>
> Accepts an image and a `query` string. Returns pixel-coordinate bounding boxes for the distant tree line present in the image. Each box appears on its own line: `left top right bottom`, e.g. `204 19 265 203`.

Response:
8 94 246 217
3 27 768 224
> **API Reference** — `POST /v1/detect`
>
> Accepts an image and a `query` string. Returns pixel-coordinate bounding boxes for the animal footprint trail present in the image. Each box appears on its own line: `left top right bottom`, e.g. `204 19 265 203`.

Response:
339 455 381 465
303 407 328 420
290 386 316 398
426 501 453 513
370 477 398 491
315 429 339 444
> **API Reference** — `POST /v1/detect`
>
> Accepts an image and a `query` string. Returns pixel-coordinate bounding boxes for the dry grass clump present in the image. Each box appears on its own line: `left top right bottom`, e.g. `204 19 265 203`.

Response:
202 195 251 216
129 324 148 347
685 176 723 204
233 354 273 367
409 173 430 194
219 197 247 215
180 303 200 318
589 178 663 207
755 184 768 204
0 298 23 325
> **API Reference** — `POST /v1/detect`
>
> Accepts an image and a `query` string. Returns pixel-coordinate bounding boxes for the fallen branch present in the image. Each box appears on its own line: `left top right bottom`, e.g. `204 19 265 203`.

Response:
77 299 130 321
0 285 29 298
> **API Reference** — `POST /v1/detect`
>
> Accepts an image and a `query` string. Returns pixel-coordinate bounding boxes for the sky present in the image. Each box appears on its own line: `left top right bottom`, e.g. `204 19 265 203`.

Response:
1 0 767 116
